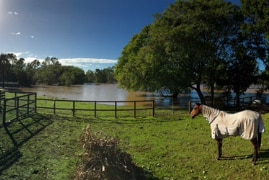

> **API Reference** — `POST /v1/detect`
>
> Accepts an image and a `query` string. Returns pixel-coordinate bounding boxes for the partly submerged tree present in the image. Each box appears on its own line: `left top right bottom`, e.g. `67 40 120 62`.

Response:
115 0 246 103
115 26 156 91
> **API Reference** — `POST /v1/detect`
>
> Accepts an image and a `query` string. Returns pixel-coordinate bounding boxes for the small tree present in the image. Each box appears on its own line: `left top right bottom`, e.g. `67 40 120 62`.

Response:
0 54 14 87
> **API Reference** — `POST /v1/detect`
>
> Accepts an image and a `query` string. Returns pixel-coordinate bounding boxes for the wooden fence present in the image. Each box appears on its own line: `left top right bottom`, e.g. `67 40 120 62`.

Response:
1 92 155 128
188 95 257 111
37 98 155 118
0 90 5 112
2 92 37 126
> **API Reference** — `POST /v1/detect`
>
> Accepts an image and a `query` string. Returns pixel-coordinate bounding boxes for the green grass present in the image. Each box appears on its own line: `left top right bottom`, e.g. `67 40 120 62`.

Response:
1 102 269 179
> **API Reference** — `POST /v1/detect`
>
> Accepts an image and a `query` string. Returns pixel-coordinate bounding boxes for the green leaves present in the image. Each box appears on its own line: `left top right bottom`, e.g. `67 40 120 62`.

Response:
115 0 267 104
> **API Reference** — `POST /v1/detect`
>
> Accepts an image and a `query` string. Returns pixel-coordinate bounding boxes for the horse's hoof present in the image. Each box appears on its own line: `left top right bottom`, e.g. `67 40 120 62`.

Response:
252 160 257 165
216 157 220 160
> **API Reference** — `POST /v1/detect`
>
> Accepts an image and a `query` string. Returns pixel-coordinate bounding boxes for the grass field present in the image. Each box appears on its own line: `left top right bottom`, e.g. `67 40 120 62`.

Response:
1 104 269 179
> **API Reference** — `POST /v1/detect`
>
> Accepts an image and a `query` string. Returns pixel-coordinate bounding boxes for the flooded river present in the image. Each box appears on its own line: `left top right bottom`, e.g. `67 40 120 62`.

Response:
19 84 190 108
19 84 266 109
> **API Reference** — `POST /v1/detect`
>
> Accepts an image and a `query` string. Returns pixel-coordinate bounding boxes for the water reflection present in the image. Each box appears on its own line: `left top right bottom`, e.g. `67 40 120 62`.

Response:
19 84 186 108
21 84 128 101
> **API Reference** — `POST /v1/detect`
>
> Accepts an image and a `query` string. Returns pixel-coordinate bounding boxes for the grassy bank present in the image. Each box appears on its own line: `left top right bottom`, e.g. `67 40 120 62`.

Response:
1 105 269 179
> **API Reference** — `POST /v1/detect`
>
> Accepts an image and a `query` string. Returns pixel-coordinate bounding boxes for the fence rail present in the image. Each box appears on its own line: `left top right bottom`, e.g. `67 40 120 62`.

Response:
37 98 155 118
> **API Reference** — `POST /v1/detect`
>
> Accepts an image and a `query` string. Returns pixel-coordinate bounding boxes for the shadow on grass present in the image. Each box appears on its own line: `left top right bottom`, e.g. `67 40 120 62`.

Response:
0 113 53 175
132 166 159 180
218 155 251 161
0 147 22 176
46 114 184 125
258 149 269 164
217 149 269 165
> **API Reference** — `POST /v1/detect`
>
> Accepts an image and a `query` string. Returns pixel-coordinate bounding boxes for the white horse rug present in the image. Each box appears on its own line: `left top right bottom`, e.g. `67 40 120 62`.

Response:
201 105 265 140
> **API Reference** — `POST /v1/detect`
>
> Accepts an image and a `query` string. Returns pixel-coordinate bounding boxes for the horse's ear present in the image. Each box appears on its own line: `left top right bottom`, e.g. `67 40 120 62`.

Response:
196 102 201 106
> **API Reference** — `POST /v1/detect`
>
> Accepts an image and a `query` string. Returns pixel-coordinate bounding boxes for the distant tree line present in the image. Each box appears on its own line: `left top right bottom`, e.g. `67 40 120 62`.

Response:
0 54 116 87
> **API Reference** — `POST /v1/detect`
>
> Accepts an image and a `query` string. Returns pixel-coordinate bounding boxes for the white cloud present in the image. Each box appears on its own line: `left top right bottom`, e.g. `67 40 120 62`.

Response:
59 58 117 71
8 11 19 15
59 58 117 65
9 32 21 35
13 52 117 71
14 51 30 58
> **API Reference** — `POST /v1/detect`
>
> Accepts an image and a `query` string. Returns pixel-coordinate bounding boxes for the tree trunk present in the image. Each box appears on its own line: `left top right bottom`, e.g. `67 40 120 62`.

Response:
235 92 241 109
172 92 179 98
210 83 215 106
193 84 205 104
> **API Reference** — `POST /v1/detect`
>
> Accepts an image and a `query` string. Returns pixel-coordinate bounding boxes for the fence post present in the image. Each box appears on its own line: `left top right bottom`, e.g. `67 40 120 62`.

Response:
34 93 37 113
188 101 192 112
3 99 6 126
73 101 75 116
53 99 56 115
27 95 30 115
0 90 5 113
152 100 155 117
16 97 19 121
115 101 117 118
94 101 97 118
134 101 136 118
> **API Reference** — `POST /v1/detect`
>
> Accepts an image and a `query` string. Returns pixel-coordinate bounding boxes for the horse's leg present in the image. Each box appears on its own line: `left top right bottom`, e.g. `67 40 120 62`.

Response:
251 138 258 165
258 132 262 152
216 139 222 160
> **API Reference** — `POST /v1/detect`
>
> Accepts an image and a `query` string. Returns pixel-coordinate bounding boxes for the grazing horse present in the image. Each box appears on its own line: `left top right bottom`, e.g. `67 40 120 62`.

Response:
190 103 265 165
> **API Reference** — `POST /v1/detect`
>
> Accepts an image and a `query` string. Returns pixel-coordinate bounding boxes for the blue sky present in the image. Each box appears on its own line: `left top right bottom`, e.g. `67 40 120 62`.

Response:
0 0 240 71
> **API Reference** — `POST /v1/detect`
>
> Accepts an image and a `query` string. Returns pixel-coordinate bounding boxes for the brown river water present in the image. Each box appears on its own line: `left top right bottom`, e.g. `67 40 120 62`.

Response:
18 84 266 109
19 84 186 108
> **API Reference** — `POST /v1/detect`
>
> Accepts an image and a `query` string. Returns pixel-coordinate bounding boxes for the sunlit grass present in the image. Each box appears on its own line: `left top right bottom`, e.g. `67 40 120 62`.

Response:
1 98 269 179
36 98 154 118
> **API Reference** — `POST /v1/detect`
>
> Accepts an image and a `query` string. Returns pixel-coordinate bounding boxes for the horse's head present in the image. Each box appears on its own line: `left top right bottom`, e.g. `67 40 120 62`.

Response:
190 103 202 119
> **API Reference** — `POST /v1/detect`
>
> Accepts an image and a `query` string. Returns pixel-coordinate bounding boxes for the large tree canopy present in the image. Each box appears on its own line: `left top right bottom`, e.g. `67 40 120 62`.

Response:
240 0 269 67
115 0 254 104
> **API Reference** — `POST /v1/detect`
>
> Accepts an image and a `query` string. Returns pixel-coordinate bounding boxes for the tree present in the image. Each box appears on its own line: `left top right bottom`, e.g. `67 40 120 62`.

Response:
35 57 62 85
85 68 116 83
241 0 269 39
25 59 41 85
115 0 244 103
0 54 14 87
10 57 28 86
227 48 258 107
115 26 154 91
86 70 95 83
241 0 269 93
59 66 86 86
241 0 269 66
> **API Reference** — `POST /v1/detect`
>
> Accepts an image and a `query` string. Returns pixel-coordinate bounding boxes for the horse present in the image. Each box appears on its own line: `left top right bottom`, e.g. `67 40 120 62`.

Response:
190 103 265 165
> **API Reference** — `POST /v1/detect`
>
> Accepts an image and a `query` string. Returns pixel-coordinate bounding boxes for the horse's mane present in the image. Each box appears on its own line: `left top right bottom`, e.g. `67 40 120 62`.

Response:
202 105 223 123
